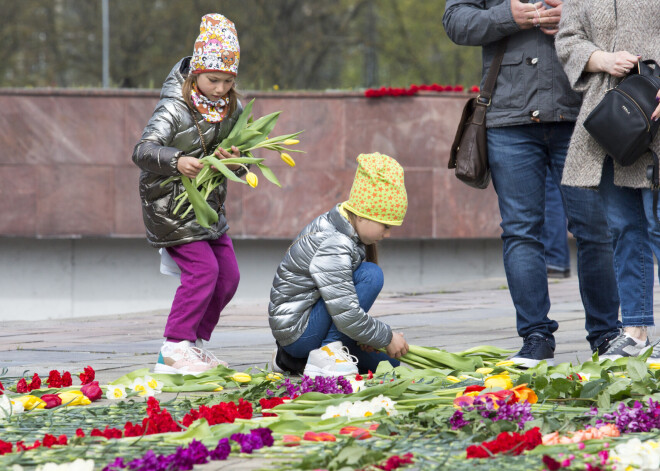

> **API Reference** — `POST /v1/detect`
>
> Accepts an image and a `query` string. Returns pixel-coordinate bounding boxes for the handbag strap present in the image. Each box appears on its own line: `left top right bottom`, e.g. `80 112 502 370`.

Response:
476 38 509 106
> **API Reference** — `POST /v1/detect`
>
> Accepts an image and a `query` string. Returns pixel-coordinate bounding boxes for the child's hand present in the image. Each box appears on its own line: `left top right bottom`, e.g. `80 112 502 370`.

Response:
177 156 204 178
214 145 241 171
386 332 409 359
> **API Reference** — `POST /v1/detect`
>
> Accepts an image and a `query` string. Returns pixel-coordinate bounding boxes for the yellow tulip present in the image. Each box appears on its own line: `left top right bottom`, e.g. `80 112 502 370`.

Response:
445 375 461 383
14 395 46 410
476 367 494 375
231 372 252 383
280 152 296 167
246 172 258 188
266 372 284 382
283 139 299 145
649 363 660 370
484 374 513 390
58 390 92 406
495 360 515 367
214 386 224 392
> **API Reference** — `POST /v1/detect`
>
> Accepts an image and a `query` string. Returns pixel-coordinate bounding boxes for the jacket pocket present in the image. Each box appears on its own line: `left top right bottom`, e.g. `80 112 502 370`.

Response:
490 52 525 110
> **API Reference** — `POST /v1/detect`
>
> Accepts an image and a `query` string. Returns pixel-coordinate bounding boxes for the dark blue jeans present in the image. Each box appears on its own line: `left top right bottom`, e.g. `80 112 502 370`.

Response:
542 170 570 271
283 262 399 373
487 123 620 350
598 157 657 327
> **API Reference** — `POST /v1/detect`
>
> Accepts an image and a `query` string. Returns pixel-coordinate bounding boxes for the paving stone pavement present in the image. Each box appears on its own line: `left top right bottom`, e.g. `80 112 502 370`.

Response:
2 276 659 470
4 276 655 384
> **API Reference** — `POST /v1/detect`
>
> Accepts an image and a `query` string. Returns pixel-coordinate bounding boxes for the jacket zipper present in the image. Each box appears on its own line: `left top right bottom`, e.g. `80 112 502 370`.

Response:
612 88 651 132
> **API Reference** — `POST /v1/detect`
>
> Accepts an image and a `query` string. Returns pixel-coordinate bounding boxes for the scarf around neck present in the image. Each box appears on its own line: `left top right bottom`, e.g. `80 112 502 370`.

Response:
190 83 229 123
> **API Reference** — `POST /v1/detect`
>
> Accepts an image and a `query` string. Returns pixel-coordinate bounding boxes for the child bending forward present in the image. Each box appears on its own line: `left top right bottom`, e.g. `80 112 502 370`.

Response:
268 153 410 377
132 13 244 375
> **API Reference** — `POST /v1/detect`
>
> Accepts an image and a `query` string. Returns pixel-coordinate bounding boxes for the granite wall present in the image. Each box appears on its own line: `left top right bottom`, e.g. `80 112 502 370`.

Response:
0 89 501 240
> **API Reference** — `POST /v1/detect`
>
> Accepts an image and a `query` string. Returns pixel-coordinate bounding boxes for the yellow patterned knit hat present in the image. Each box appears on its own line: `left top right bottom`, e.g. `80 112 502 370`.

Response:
190 13 240 76
343 153 407 226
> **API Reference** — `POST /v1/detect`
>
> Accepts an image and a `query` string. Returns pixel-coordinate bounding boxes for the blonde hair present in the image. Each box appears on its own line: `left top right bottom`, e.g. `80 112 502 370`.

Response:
181 73 240 117
345 210 379 264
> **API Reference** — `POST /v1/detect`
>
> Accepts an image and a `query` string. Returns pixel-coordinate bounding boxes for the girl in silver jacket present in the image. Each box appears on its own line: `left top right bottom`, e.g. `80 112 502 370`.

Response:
269 153 410 377
132 14 244 376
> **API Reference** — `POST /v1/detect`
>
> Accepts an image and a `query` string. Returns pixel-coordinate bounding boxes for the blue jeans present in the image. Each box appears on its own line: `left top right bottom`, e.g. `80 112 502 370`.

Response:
542 171 570 271
283 262 399 373
598 157 657 327
487 123 620 350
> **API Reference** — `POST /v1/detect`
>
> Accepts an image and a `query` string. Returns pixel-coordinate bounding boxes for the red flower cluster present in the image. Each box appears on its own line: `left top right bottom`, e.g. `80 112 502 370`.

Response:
373 453 414 470
259 397 286 417
0 380 4 395
46 370 73 388
16 373 41 393
466 427 542 458
79 366 95 385
0 434 67 455
181 398 253 427
365 83 476 98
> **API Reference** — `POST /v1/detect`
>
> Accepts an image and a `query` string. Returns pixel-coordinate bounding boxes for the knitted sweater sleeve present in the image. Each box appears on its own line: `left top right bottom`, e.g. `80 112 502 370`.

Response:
555 1 600 93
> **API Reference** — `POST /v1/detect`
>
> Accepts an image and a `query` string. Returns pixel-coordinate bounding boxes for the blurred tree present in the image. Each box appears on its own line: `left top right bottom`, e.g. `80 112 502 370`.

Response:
0 0 482 90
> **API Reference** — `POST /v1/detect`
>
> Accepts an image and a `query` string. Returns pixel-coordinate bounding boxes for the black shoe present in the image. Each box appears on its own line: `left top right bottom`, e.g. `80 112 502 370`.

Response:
547 267 571 279
271 342 306 375
511 333 555 367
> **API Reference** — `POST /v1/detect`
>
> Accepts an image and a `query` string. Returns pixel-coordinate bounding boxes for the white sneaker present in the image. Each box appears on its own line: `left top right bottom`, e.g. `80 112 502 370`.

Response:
154 340 214 375
303 341 359 378
194 339 229 368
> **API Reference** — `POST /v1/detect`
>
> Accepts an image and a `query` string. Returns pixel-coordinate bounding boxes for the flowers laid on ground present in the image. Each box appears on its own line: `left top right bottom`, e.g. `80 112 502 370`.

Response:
364 83 481 98
7 348 660 470
162 98 304 228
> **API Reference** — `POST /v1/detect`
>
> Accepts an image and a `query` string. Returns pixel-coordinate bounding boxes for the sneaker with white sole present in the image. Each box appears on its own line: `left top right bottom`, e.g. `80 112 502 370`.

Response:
194 339 229 368
599 333 651 361
303 341 359 378
510 333 555 368
154 340 213 375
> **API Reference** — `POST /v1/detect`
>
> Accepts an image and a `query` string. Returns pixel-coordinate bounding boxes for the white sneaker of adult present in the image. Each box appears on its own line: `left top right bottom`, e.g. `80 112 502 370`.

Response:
154 340 214 376
303 341 359 378
194 339 229 368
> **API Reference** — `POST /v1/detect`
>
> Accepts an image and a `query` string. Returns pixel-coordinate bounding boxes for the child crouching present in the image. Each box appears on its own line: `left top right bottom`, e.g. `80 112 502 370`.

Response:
268 152 410 377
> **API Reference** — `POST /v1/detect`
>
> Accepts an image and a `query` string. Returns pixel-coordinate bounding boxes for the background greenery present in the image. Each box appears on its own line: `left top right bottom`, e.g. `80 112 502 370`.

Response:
0 0 482 90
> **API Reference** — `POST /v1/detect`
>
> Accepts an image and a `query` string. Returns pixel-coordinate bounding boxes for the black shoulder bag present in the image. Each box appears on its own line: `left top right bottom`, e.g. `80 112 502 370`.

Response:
583 59 660 218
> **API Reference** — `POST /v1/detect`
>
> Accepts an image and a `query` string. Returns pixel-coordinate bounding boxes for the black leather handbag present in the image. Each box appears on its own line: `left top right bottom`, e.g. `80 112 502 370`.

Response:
583 60 660 167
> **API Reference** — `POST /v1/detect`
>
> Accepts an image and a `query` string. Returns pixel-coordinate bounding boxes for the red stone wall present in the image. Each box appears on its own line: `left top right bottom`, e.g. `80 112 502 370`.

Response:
0 89 501 239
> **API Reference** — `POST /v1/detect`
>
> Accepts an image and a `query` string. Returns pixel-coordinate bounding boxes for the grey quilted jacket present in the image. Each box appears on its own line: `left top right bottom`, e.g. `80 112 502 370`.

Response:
443 0 581 127
132 57 242 248
268 205 393 349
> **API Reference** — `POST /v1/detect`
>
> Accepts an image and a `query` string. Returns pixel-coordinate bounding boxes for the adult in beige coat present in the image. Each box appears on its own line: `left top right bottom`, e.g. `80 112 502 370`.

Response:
556 0 660 361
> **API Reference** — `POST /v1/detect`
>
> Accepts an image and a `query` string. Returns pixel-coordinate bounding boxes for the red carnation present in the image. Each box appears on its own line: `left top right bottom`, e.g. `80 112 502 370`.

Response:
42 434 58 448
62 371 73 387
28 373 41 391
470 85 480 93
0 440 12 455
16 378 28 393
75 428 85 438
259 397 285 417
542 455 562 471
237 398 253 419
81 381 102 402
0 380 4 395
79 366 95 385
46 370 62 388
453 85 465 92
41 394 63 409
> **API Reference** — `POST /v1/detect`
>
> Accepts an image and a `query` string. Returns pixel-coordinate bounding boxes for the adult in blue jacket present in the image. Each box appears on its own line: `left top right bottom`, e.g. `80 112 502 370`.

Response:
443 0 621 366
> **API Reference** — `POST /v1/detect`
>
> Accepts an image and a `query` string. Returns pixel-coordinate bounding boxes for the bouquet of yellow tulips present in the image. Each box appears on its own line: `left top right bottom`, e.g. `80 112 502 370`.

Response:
162 98 304 228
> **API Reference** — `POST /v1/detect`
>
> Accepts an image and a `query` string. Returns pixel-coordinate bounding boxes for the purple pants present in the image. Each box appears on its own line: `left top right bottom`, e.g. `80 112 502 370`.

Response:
164 234 240 342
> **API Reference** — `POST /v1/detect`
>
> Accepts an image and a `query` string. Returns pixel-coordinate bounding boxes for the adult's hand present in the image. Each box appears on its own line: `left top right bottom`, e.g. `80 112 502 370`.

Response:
177 156 204 178
652 89 660 122
537 0 562 35
511 0 545 30
386 332 409 359
587 51 639 77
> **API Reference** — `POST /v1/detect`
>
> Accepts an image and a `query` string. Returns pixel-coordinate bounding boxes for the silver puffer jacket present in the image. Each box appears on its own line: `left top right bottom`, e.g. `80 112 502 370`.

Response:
268 205 393 349
132 57 242 247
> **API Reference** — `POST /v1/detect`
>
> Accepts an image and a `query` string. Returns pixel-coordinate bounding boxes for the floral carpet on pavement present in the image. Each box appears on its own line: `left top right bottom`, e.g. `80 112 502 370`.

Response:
2 345 660 470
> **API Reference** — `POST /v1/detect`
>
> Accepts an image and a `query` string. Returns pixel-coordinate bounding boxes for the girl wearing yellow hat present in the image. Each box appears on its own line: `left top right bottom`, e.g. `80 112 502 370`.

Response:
268 153 410 377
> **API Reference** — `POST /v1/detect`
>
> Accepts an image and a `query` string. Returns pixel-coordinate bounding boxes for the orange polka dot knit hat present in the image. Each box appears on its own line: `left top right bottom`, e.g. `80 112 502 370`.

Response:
190 13 240 76
343 153 408 226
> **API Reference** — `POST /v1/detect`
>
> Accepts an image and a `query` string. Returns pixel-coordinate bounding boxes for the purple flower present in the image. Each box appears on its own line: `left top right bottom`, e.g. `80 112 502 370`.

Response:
449 410 470 430
102 457 127 471
210 438 231 460
251 427 274 447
